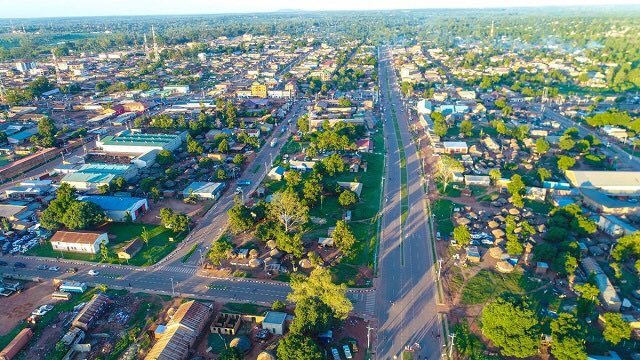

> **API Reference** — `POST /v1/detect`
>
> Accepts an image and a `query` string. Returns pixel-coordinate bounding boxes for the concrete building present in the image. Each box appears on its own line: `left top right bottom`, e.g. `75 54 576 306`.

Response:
251 82 268 98
50 231 109 254
565 170 640 195
596 214 638 238
79 195 149 222
262 311 287 335
72 294 109 331
97 130 185 154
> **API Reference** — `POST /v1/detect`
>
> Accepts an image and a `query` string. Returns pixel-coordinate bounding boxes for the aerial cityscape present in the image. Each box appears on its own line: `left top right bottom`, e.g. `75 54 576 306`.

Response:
0 2 639 360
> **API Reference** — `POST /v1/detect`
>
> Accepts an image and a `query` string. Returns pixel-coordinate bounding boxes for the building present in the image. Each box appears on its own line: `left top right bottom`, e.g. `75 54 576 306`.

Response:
596 214 638 238
145 301 213 360
117 238 144 260
0 328 33 360
50 231 109 254
61 163 137 190
565 170 640 195
464 175 491 187
210 313 242 335
72 293 109 331
98 130 185 154
262 311 287 335
267 166 286 181
581 257 621 312
251 82 268 98
79 195 148 222
182 182 225 200
440 141 468 154
580 189 640 215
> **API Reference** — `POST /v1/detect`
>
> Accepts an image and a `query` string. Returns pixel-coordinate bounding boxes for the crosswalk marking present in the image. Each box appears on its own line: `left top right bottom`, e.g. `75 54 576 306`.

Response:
159 265 197 274
365 293 376 314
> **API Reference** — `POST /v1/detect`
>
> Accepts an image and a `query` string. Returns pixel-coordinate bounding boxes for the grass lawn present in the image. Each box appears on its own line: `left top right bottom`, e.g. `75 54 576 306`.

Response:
0 155 11 167
222 302 269 316
331 262 360 287
27 223 186 266
436 181 461 197
432 199 455 236
460 269 538 305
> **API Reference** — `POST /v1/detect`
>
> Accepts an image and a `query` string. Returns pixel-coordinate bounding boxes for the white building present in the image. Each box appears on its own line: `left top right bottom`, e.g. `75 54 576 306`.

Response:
50 231 109 254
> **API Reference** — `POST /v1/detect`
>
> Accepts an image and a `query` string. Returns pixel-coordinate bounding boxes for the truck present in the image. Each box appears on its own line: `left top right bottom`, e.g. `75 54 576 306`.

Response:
59 281 87 293
270 138 278 147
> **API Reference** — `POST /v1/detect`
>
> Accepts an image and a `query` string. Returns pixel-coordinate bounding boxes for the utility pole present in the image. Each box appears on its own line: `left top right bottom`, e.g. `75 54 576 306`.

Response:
170 277 175 297
437 258 444 280
366 323 374 350
151 25 159 59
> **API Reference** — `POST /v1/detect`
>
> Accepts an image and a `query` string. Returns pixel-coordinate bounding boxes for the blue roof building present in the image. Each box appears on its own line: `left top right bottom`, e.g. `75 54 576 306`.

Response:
79 195 149 222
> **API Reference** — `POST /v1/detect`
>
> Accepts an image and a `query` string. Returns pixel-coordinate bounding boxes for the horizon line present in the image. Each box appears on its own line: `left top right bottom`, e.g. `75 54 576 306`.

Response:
1 3 640 20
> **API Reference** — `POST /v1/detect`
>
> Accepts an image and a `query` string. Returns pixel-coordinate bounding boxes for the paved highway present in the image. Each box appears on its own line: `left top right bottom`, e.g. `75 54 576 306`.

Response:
374 46 441 360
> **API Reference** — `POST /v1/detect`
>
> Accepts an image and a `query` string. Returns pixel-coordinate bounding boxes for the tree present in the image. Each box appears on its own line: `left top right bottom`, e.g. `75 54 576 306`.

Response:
434 156 463 192
535 138 550 154
269 190 309 233
537 168 552 184
297 115 310 133
284 170 302 189
333 220 357 256
550 313 587 360
302 177 323 205
140 227 151 246
228 203 253 234
276 334 323 360
218 139 230 153
338 190 358 208
290 296 333 335
433 118 448 137
459 119 473 137
559 137 575 151
481 295 540 358
232 154 245 166
36 116 57 147
219 347 243 360
337 97 352 107
453 224 471 246
272 300 286 311
506 234 524 255
99 241 109 262
322 154 345 176
289 267 353 320
275 230 304 258
171 214 190 233
602 312 631 345
208 240 233 265
557 155 576 171
186 134 203 154
507 174 525 196
156 150 174 165
489 169 501 186
225 100 237 128
553 252 578 277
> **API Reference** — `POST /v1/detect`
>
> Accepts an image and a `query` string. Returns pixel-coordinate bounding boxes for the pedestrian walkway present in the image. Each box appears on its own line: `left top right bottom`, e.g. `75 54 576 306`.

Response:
158 265 197 274
349 292 377 315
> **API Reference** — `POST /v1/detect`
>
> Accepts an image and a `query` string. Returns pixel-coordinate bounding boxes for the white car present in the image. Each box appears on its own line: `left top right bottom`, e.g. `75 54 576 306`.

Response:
31 304 53 316
88 270 99 276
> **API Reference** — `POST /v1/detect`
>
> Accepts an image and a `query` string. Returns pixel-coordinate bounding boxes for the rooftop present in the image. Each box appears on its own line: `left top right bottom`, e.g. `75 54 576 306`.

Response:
79 195 146 211
50 231 106 245
100 130 181 147
263 311 287 325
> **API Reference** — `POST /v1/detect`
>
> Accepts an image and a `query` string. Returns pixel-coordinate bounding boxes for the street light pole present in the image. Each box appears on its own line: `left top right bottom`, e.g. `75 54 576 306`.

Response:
170 277 175 297
448 333 456 358
366 323 374 350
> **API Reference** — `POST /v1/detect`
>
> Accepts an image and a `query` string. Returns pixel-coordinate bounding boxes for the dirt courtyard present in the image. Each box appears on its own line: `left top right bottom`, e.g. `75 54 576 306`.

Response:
0 280 56 335
138 198 207 224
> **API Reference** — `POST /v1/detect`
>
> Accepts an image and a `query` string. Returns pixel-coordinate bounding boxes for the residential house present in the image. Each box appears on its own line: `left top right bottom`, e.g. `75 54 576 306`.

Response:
262 311 287 335
117 238 144 260
182 182 225 200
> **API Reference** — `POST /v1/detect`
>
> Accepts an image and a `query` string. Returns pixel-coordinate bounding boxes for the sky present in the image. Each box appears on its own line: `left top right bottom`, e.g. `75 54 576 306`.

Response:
1 0 639 18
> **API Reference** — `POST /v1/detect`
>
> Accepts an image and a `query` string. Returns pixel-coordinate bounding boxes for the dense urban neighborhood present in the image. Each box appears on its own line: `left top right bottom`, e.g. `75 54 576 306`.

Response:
0 4 640 360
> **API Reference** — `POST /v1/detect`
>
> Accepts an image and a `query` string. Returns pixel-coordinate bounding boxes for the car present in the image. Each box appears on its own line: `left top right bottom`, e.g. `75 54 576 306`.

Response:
237 180 251 186
66 267 78 273
14 262 26 268
481 239 494 245
88 270 99 276
31 308 47 316
40 304 53 311
48 266 60 272
37 264 48 270
0 261 7 266
234 187 242 195
469 240 481 246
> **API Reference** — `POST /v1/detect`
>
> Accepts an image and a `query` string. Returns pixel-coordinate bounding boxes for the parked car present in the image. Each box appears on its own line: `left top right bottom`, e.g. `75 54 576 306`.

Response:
88 270 99 276
48 266 60 272
0 261 7 266
481 239 494 245
238 180 251 186
66 267 78 273
14 262 26 268
37 264 48 270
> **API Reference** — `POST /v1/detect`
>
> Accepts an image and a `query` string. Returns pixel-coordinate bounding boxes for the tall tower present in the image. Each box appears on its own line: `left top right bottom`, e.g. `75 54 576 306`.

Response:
490 21 495 39
0 76 6 99
151 25 159 59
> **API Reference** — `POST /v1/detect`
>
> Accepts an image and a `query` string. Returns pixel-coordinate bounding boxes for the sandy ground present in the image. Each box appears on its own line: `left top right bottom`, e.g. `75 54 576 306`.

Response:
0 280 56 336
138 198 205 224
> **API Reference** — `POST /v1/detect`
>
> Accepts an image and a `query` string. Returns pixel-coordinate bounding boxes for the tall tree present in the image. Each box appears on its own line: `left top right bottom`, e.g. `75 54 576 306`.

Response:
481 295 540 358
289 267 353 320
602 312 631 345
269 190 309 233
289 297 333 335
276 334 323 360
333 220 357 256
434 156 463 192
